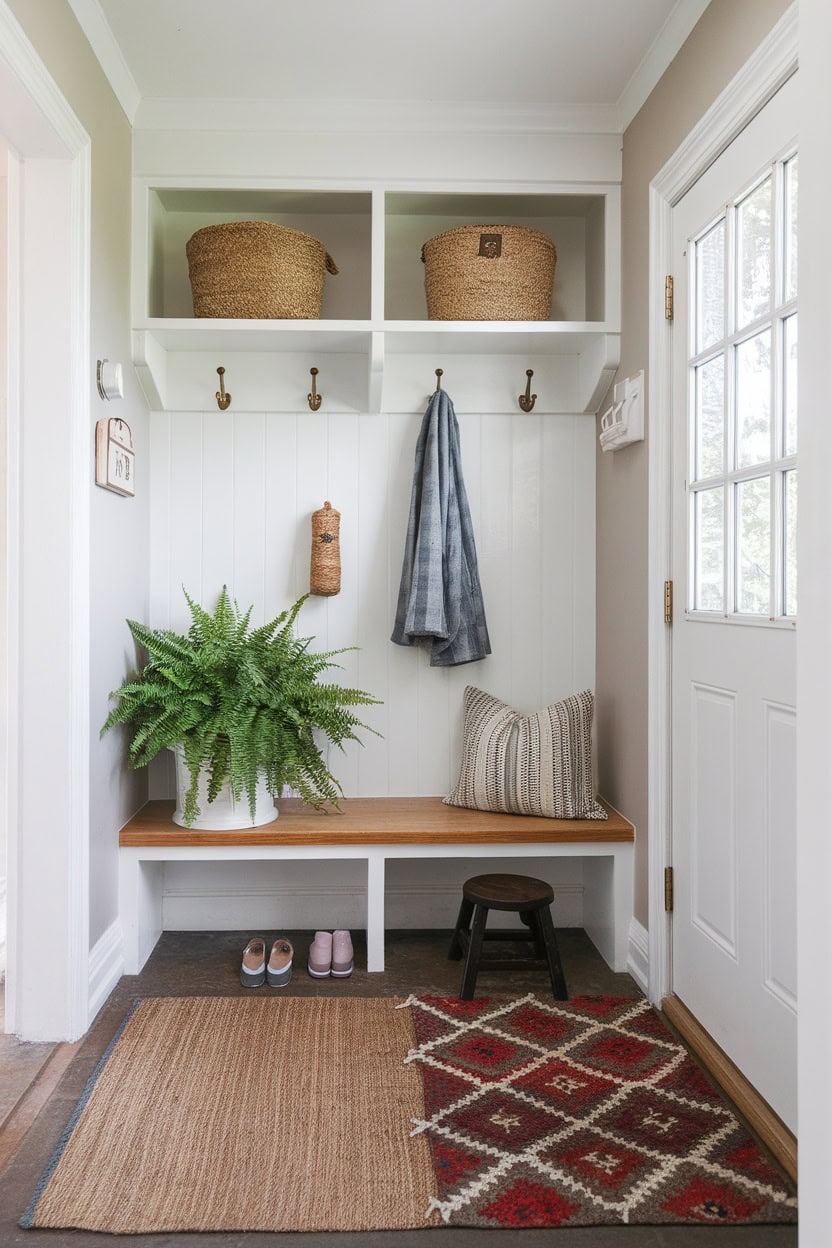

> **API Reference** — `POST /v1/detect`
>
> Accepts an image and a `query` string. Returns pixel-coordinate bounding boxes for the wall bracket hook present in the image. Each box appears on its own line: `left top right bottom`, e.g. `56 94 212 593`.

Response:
215 366 231 411
308 366 322 411
519 368 537 412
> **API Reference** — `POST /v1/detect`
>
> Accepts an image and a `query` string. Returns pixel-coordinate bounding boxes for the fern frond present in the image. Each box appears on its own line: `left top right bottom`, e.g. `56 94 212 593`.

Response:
102 588 381 825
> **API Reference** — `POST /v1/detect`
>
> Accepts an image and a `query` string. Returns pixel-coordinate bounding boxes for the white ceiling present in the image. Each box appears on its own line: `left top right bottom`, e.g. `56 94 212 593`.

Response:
69 0 712 131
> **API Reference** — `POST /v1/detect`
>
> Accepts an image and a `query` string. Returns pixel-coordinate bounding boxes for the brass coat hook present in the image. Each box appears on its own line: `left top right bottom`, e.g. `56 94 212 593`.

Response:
519 368 537 412
215 366 231 411
308 366 322 411
429 367 443 400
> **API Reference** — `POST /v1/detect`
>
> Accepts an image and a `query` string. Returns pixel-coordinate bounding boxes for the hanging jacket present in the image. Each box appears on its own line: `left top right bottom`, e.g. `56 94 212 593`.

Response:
391 389 491 666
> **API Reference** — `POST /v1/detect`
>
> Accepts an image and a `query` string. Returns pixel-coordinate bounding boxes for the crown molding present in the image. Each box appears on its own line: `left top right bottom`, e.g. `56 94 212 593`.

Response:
0 0 88 153
61 0 732 138
617 0 712 132
133 95 622 136
66 0 140 124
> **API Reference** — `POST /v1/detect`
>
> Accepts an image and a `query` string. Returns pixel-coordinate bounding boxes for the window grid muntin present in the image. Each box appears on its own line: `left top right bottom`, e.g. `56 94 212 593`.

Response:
687 147 797 622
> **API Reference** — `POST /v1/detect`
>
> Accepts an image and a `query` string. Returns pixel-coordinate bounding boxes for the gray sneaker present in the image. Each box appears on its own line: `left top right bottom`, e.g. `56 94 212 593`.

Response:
240 937 266 987
267 938 293 987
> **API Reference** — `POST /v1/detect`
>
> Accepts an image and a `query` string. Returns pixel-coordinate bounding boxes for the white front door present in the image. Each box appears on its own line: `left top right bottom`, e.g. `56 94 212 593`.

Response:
670 74 798 1131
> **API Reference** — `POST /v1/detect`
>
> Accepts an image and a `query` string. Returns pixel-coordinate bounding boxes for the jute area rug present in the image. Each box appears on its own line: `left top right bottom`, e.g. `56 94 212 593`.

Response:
22 993 797 1233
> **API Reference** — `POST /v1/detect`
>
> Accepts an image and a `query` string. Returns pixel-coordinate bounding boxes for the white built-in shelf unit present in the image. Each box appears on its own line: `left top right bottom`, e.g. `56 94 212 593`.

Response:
132 182 621 414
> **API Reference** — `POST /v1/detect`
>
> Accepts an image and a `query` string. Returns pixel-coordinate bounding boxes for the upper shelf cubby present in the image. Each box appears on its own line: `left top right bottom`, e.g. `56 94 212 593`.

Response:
143 187 372 320
384 191 606 323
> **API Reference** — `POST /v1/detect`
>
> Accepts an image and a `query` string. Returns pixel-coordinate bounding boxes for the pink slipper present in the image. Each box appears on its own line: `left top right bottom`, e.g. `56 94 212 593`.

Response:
308 930 333 977
332 930 354 977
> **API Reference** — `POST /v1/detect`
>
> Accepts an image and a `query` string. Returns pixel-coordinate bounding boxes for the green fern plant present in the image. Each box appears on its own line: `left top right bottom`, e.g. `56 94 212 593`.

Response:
102 588 381 826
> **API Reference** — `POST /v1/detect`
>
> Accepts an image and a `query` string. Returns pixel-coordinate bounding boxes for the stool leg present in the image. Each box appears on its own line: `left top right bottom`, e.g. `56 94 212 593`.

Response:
448 897 474 961
459 904 488 1000
520 908 546 959
533 906 569 1000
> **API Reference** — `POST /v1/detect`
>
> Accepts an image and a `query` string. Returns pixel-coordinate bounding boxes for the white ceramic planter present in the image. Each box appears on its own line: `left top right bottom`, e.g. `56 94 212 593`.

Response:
171 745 278 829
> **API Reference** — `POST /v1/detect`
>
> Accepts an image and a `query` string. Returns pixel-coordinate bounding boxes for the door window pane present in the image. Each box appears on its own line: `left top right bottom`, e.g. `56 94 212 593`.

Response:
784 313 798 457
736 330 771 468
736 476 771 614
785 470 797 617
695 357 725 480
737 177 772 328
694 487 724 611
696 219 725 353
785 156 798 301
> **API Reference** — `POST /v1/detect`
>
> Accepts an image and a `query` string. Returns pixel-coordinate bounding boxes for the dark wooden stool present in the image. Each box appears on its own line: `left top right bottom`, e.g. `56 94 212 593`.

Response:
448 872 568 1001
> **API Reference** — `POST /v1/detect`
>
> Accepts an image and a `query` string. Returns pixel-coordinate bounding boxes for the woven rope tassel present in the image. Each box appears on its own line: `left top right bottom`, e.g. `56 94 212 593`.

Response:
310 501 341 595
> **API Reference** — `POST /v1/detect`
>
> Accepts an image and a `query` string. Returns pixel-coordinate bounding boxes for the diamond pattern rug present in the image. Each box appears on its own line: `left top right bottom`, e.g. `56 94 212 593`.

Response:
403 993 797 1229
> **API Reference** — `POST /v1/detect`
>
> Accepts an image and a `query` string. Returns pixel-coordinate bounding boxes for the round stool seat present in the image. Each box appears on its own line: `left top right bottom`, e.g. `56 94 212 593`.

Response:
462 873 554 912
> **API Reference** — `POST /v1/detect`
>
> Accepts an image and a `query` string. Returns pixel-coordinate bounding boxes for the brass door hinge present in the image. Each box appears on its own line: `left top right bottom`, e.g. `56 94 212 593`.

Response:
664 579 673 625
665 275 674 321
664 866 674 912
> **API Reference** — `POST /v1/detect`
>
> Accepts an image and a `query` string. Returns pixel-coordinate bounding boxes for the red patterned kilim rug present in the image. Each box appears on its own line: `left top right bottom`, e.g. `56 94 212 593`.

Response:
403 993 797 1229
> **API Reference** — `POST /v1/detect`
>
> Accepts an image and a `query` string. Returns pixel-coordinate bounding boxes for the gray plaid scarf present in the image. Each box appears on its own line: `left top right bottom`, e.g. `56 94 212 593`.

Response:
391 389 491 666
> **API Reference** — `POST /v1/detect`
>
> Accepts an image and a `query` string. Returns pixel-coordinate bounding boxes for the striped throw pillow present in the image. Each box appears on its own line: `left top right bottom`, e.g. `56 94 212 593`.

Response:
444 686 607 820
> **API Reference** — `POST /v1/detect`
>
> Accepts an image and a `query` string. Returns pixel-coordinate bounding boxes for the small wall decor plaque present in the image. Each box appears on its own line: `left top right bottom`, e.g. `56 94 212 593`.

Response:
95 417 135 496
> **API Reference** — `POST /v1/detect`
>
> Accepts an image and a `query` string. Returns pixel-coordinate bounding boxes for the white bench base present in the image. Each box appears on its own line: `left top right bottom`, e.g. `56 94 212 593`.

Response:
119 840 634 977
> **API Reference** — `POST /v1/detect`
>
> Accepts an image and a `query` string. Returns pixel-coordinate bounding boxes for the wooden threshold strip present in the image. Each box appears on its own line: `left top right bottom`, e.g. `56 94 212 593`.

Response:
661 993 797 1185
0 1038 83 1177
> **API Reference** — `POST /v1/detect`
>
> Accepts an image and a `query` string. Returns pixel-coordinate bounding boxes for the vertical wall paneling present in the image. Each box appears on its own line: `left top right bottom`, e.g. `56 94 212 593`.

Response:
324 412 361 795
231 414 267 621
385 411 421 795
148 412 172 627
541 416 577 703
572 416 597 692
477 414 513 703
510 413 543 711
264 413 299 613
201 410 235 606
355 412 391 794
148 397 598 926
168 412 205 628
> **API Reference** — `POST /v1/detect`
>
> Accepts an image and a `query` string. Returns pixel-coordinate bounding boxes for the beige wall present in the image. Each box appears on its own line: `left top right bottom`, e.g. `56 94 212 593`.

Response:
7 0 150 948
596 0 791 926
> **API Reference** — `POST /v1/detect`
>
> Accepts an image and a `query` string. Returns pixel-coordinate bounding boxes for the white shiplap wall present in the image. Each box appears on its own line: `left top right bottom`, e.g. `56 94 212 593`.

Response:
148 404 596 929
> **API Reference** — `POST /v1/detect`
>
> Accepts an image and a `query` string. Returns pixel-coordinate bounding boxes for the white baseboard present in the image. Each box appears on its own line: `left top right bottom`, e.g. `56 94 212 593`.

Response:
161 882 586 932
626 917 649 995
88 918 124 1027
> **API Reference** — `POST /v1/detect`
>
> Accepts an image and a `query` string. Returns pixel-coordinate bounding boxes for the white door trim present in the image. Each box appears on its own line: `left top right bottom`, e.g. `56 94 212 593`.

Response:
646 3 798 1006
1 0 91 1040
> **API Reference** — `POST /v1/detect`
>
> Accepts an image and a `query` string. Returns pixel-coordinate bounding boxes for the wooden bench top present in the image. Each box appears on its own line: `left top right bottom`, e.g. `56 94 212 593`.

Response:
119 797 634 848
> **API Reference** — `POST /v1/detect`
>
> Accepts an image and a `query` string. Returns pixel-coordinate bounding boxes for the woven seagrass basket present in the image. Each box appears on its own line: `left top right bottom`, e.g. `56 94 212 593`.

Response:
310 500 341 596
421 224 556 321
185 220 339 319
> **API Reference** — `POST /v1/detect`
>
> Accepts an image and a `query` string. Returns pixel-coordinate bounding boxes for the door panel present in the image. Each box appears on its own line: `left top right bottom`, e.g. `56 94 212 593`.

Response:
671 74 798 1130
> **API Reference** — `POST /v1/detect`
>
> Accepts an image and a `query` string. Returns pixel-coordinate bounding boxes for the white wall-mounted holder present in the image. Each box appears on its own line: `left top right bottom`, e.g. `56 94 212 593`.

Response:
96 358 124 401
599 370 644 452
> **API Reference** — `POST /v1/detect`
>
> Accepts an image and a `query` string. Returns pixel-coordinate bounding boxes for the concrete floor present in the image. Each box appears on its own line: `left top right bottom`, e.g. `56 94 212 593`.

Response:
0 928 797 1247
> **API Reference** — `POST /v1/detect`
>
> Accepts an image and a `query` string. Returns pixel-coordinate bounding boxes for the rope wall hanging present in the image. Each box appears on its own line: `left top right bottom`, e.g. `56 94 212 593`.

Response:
310 501 341 595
